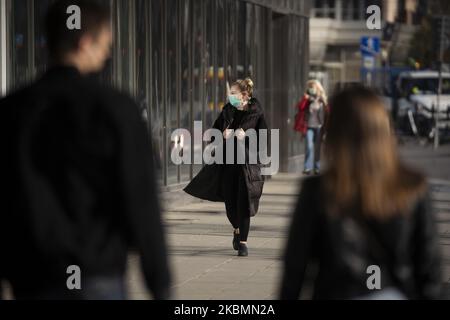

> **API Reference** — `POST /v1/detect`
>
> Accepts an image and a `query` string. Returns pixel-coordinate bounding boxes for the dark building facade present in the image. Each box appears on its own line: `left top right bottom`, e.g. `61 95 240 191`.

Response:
0 0 310 187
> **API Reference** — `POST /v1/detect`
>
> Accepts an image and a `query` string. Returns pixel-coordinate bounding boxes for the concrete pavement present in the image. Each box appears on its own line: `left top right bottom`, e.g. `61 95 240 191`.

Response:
126 141 450 299
399 140 450 297
4 140 447 300
126 173 300 300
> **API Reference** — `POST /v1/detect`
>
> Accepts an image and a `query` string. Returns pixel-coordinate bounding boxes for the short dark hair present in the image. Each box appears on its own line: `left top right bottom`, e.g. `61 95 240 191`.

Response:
45 0 111 61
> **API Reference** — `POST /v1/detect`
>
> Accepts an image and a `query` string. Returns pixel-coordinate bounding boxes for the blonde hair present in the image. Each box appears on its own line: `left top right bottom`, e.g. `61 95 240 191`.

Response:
306 79 327 105
233 78 254 97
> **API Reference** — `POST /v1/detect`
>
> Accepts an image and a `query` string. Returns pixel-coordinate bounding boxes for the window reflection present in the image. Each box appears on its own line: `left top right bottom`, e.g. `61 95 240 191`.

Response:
11 0 30 90
192 0 203 176
5 0 309 186
151 0 165 182
167 0 179 185
180 0 191 183
217 0 226 111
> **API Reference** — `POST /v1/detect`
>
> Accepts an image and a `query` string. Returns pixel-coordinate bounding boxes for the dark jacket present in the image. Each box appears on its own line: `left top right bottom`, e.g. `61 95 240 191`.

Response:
280 176 443 300
184 98 268 217
0 66 170 299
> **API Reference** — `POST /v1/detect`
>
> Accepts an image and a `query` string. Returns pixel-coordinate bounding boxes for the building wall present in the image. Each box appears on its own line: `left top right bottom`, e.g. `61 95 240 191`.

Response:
0 0 6 96
0 0 310 186
310 0 421 93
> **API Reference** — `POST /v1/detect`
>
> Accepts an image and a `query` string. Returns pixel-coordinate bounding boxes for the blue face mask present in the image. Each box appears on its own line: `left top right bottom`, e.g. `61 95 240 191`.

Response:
228 95 242 108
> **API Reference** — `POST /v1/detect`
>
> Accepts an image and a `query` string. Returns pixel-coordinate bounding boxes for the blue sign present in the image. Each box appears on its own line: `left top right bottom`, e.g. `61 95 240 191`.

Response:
360 37 380 57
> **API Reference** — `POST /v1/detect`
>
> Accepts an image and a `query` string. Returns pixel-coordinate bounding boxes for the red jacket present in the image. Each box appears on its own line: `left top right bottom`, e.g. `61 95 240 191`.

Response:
293 96 330 136
293 96 310 135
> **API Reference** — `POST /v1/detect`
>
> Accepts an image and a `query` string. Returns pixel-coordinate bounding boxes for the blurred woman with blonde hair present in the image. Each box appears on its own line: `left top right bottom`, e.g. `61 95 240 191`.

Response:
294 80 329 175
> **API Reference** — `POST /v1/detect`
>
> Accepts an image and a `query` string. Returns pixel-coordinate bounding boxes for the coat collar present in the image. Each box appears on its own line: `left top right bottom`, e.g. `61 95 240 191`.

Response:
45 65 81 78
247 98 264 116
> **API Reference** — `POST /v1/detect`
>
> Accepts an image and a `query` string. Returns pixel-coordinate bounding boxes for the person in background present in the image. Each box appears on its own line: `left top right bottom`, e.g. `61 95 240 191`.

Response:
0 0 170 300
281 86 442 300
294 80 329 175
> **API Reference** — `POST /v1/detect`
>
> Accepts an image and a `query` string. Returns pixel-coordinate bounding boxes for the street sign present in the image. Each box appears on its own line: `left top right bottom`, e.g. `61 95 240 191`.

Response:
361 37 380 86
363 56 376 70
360 36 380 57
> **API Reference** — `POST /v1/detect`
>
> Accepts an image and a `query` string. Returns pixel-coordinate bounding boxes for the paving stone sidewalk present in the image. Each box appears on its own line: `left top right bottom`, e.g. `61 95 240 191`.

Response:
126 141 450 299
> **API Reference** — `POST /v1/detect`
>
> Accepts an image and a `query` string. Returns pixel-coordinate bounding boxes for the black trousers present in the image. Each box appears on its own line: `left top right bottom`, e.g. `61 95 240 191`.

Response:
223 165 251 242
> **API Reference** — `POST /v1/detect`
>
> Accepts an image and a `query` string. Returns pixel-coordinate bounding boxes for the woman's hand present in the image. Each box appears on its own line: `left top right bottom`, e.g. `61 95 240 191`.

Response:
223 129 234 140
235 128 246 140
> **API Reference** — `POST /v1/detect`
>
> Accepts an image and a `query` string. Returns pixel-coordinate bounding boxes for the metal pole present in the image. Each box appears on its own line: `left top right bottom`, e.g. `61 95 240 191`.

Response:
435 17 444 149
436 64 442 149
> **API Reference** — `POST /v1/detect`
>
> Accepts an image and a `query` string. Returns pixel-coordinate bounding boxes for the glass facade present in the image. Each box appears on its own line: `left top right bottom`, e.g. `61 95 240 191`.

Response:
0 0 6 96
1 0 310 187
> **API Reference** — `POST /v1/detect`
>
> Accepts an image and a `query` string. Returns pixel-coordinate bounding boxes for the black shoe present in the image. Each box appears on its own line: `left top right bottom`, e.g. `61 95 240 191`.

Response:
233 232 240 251
314 169 320 175
238 243 248 257
303 170 312 176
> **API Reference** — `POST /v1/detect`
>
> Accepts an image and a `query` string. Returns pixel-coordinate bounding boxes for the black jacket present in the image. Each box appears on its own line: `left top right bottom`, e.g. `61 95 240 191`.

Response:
0 66 170 299
184 98 268 217
280 176 443 300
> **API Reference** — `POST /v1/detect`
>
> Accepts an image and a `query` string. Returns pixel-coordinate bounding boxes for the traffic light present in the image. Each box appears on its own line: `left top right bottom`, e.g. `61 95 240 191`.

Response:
382 22 395 42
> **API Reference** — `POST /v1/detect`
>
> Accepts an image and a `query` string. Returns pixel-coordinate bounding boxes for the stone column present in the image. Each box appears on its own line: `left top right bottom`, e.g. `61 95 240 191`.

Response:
335 0 343 21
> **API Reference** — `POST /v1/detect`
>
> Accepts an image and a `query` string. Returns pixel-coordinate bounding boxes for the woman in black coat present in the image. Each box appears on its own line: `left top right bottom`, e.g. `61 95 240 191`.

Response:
184 78 268 257
280 87 443 300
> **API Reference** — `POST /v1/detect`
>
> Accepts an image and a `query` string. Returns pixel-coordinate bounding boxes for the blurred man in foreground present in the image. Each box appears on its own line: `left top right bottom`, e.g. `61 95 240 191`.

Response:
0 0 170 300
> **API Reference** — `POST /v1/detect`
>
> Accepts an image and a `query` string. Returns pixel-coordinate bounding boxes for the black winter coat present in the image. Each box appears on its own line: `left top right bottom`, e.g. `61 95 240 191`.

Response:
184 98 268 217
280 176 443 300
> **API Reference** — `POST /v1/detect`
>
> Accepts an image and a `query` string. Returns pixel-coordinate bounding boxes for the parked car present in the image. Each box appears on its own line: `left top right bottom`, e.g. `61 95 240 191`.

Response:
396 70 450 139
